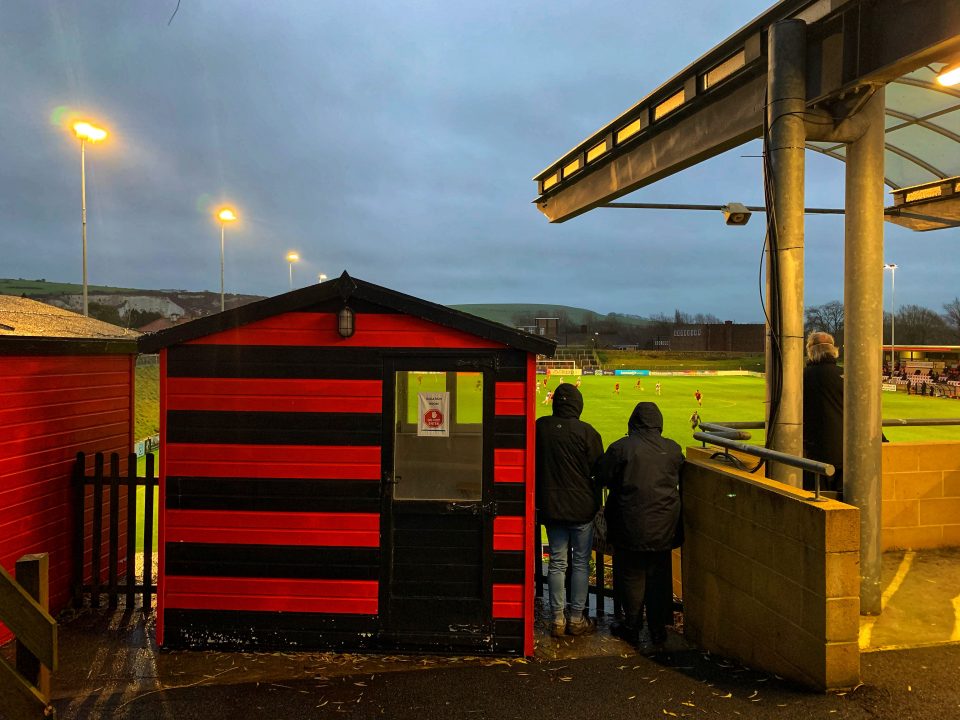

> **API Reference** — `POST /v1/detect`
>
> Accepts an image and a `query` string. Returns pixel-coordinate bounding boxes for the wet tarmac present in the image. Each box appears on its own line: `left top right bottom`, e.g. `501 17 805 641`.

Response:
860 547 960 651
16 548 960 719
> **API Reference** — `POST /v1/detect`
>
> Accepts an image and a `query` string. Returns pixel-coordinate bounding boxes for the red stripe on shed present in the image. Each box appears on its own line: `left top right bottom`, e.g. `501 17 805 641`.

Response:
493 583 524 619
164 576 379 614
494 382 525 415
166 510 380 547
493 516 524 551
494 448 525 483
186 313 506 349
165 444 381 479
167 378 382 413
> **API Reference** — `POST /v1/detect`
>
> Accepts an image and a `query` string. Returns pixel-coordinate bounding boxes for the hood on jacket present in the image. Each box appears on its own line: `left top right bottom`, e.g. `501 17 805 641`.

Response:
627 402 663 434
551 383 584 419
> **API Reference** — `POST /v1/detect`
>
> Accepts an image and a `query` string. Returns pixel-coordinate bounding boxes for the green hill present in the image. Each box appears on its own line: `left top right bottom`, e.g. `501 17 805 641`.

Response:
0 278 142 296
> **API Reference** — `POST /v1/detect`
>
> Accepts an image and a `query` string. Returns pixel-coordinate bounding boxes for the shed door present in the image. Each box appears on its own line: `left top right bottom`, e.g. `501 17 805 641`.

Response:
380 361 493 650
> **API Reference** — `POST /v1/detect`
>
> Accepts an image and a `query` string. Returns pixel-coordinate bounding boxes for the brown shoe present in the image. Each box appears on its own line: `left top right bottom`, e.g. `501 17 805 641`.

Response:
550 622 566 638
567 617 596 636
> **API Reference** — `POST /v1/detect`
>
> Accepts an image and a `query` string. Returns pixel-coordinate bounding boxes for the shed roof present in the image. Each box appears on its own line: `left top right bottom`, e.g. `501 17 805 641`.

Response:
0 295 139 355
139 271 557 356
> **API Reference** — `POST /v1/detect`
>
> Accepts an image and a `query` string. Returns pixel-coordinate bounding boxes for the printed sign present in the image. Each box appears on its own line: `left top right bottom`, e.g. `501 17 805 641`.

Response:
882 383 899 392
615 369 651 376
418 392 450 437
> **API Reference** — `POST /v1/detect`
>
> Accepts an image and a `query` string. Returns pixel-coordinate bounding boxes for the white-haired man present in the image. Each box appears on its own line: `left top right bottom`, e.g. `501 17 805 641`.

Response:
803 331 843 494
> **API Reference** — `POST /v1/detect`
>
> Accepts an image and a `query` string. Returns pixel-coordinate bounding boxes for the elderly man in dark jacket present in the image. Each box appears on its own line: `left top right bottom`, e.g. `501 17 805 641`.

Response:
536 383 604 637
598 402 683 648
803 331 843 493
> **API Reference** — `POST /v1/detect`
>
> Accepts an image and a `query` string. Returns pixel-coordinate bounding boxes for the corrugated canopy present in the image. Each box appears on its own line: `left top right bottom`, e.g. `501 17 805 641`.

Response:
808 64 960 230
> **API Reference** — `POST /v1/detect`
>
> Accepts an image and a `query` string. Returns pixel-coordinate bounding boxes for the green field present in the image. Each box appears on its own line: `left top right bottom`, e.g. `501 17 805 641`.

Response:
536 374 960 449
0 277 141 296
132 370 960 551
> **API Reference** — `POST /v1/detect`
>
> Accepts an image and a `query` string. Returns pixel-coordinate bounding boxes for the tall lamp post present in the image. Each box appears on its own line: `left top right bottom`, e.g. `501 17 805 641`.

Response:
217 208 237 312
286 251 300 290
317 273 328 284
884 263 898 367
72 121 108 316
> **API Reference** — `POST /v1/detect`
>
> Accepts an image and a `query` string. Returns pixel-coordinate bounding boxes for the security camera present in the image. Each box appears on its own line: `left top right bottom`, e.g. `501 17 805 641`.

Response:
722 202 752 226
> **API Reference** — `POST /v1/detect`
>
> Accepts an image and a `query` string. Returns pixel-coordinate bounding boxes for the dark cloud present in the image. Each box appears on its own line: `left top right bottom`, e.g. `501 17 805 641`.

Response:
1 0 956 322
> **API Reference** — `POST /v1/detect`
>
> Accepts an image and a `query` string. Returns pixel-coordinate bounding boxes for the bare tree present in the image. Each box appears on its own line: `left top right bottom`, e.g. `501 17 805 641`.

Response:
895 304 951 345
692 312 722 324
804 300 844 345
943 298 960 342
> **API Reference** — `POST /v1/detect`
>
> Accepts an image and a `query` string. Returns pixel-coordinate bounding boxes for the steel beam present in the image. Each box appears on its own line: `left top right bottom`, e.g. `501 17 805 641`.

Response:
843 87 886 616
534 0 960 223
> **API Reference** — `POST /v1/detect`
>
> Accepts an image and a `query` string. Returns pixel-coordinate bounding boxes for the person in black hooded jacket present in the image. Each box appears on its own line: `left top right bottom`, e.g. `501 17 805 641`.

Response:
535 382 604 637
598 401 683 648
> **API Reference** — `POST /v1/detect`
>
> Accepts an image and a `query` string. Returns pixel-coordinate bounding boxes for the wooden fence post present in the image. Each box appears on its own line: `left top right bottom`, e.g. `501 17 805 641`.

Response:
15 554 51 698
91 452 104 608
72 451 86 608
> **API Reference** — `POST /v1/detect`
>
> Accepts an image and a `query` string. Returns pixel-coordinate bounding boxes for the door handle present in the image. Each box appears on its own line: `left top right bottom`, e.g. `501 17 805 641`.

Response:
382 472 399 499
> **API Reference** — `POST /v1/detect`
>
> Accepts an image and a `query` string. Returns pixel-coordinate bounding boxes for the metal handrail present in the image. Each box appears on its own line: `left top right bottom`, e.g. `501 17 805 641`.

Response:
692 431 835 501
708 418 960 429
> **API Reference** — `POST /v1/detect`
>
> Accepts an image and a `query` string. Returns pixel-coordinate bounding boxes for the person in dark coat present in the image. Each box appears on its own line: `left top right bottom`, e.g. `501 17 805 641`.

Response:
535 383 604 637
803 331 843 494
597 402 683 648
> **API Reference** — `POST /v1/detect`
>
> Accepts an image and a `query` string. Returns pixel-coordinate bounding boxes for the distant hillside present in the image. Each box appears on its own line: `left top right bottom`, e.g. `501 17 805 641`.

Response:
0 278 265 326
450 303 651 328
0 279 650 331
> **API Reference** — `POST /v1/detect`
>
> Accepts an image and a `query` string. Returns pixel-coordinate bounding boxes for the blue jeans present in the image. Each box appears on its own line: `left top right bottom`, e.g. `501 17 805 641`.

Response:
545 522 593 624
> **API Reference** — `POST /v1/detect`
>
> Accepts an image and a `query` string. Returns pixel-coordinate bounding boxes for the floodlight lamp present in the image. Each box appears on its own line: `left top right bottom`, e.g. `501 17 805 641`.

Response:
218 208 237 223
73 121 108 142
286 251 300 263
937 63 960 87
721 202 752 226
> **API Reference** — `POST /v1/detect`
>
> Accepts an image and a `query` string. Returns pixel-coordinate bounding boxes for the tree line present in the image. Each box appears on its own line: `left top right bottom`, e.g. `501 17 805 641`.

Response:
805 298 960 347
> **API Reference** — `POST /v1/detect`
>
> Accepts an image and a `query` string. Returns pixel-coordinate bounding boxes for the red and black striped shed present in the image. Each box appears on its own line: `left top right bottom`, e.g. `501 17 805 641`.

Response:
140 272 555 655
0 297 138 645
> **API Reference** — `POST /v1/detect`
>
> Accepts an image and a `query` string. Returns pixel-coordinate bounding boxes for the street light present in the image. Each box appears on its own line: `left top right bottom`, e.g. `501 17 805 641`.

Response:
286 251 300 290
72 121 108 316
884 263 898 367
317 273 328 283
217 208 237 312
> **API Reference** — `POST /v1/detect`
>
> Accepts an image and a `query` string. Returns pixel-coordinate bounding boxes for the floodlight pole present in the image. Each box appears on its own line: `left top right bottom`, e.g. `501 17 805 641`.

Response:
765 20 807 486
80 138 89 316
844 87 886 616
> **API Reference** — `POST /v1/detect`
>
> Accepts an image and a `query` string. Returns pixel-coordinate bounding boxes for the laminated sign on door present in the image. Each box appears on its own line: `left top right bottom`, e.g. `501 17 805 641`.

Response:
418 392 450 437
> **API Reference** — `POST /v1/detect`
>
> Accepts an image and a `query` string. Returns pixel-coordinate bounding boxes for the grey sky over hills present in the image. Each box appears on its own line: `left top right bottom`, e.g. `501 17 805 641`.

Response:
2 1 957 322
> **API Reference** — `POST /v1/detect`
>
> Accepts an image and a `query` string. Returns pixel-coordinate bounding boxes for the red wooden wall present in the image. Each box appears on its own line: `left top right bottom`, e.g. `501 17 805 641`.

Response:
158 306 536 654
0 354 134 645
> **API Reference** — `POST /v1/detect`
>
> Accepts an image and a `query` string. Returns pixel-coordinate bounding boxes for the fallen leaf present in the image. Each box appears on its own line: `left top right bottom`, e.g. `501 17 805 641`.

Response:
663 711 677 717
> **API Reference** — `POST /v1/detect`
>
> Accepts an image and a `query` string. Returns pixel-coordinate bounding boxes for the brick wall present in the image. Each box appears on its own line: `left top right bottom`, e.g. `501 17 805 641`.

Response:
680 448 860 691
882 441 960 550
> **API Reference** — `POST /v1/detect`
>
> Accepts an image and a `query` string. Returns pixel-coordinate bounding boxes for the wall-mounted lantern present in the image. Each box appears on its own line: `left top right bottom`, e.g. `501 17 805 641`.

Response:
338 306 355 338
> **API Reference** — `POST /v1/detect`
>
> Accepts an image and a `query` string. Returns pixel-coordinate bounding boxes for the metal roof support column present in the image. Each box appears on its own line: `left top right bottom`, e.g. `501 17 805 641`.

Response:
765 19 806 486
843 86 886 616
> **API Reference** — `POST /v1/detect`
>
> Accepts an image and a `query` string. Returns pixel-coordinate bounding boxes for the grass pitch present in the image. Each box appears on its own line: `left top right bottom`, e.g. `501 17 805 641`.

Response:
536 374 960 450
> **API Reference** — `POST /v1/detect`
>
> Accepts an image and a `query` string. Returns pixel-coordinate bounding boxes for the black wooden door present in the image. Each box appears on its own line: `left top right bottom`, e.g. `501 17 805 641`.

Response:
380 358 494 650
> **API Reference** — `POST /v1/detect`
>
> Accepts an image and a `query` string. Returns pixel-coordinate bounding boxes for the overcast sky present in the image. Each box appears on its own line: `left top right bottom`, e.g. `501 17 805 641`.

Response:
2 1 957 322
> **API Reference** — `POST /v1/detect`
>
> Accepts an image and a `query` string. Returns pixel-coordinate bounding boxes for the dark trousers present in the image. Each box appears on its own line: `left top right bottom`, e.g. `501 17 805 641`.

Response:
613 549 673 642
